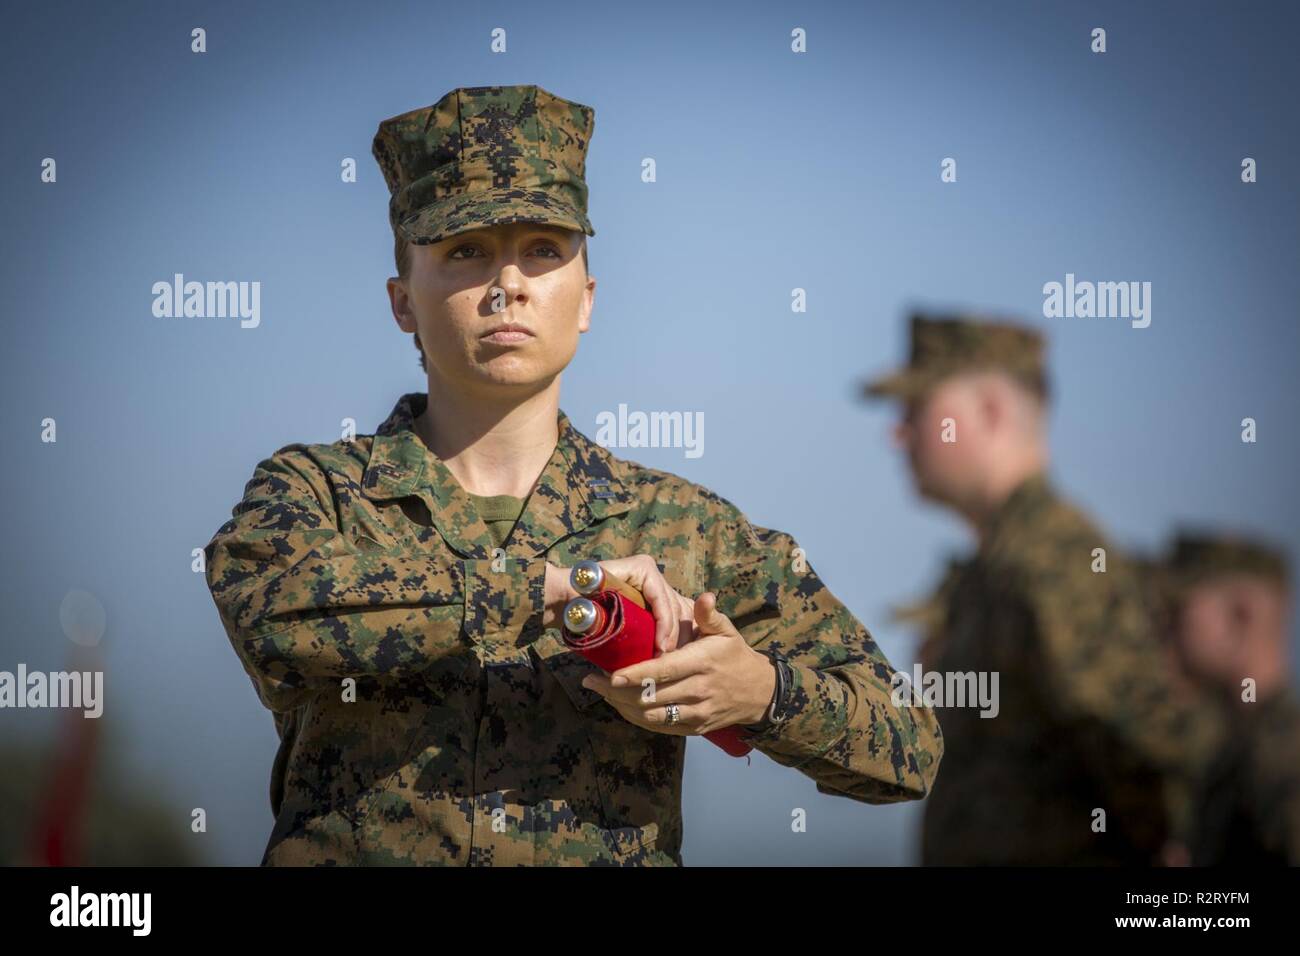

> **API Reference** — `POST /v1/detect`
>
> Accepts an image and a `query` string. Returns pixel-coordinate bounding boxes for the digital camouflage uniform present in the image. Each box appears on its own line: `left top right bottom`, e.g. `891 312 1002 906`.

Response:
203 86 942 866
205 393 943 865
1190 688 1300 865
1160 533 1300 866
862 315 1223 865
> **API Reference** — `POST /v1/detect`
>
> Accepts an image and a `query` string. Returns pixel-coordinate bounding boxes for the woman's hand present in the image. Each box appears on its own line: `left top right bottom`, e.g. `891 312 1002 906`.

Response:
543 554 697 654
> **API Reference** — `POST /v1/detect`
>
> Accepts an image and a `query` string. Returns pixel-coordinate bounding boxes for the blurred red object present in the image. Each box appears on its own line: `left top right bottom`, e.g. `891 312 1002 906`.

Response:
26 647 102 866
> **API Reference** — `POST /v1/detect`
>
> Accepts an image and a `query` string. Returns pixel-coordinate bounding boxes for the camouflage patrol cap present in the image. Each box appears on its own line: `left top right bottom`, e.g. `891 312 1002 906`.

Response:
860 313 1049 401
371 84 596 246
1165 532 1291 593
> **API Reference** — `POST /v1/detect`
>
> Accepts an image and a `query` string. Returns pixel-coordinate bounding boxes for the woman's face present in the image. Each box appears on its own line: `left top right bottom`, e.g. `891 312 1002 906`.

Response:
390 221 594 395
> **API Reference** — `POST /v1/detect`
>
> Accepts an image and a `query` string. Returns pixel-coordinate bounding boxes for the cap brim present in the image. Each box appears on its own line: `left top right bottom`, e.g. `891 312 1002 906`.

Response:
860 368 928 401
396 186 594 244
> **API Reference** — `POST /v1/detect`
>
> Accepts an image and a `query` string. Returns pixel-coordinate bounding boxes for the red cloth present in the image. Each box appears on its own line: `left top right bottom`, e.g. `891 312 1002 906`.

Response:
564 591 753 757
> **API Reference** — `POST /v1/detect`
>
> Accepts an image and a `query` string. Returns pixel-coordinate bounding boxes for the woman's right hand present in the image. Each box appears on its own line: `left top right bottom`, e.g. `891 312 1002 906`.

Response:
544 555 697 654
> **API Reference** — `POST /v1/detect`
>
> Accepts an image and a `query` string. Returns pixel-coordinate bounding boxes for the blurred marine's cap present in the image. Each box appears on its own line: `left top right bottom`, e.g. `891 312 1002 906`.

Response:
372 84 596 245
1165 532 1291 592
861 313 1048 401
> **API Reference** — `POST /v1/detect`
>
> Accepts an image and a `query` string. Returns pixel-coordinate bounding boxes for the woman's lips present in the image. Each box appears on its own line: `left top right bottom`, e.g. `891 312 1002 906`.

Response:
481 329 533 345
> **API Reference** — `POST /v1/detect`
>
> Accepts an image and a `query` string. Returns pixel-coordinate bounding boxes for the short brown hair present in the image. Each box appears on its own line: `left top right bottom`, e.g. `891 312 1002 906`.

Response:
396 232 589 372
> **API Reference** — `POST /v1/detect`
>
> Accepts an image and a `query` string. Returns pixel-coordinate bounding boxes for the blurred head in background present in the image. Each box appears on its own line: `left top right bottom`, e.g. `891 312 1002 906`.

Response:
862 313 1051 527
1162 533 1293 706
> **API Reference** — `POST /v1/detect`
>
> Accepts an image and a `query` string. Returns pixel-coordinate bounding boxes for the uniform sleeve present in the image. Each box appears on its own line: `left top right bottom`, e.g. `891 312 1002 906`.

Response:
1020 545 1225 838
204 445 545 712
701 502 943 803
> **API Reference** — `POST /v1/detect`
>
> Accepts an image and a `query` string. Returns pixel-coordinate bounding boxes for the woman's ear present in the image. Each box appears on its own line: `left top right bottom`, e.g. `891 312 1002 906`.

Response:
387 276 418 333
577 274 596 334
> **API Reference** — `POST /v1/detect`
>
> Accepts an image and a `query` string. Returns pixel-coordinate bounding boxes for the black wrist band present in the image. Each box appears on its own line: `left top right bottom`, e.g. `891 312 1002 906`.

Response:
746 650 790 731
769 653 792 724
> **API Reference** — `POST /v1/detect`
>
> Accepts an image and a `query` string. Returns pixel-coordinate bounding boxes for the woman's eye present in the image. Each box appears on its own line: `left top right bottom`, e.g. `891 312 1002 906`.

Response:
446 242 561 260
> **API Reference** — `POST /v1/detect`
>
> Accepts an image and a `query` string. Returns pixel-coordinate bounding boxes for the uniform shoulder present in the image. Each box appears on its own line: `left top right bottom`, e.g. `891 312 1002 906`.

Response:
602 450 751 527
1036 488 1113 551
241 435 375 507
598 450 798 607
985 482 1124 593
596 449 784 563
254 436 372 477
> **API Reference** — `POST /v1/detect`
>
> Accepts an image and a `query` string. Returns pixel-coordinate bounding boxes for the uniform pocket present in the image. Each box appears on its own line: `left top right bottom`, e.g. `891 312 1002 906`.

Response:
351 533 388 552
583 708 682 865
602 820 660 862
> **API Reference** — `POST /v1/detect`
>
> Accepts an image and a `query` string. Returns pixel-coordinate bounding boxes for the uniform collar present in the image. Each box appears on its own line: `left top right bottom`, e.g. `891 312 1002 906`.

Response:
361 392 636 559
978 471 1055 556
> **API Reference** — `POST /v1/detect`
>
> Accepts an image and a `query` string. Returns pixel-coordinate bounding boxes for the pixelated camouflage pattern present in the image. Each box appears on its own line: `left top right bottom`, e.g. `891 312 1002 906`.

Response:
204 392 942 866
1128 551 1171 609
372 85 596 246
862 313 1047 400
911 474 1224 865
1165 531 1291 593
1189 688 1300 865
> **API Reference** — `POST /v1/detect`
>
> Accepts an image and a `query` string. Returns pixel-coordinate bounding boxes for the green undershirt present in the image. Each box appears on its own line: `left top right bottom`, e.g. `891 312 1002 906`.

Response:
467 492 527 550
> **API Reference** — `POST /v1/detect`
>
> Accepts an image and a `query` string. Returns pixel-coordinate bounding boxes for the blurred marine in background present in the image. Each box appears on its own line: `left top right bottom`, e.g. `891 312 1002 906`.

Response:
859 313 1223 865
1155 532 1300 865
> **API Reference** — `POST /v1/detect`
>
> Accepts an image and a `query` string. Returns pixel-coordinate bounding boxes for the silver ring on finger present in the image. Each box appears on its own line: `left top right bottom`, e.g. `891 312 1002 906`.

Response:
665 703 681 725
